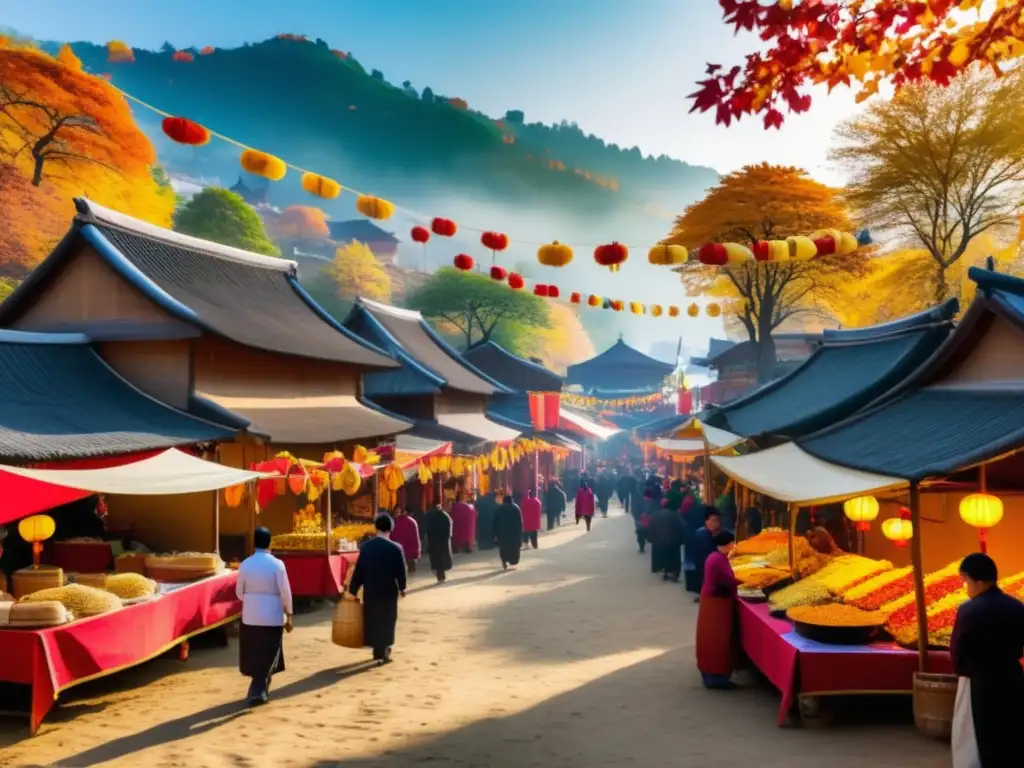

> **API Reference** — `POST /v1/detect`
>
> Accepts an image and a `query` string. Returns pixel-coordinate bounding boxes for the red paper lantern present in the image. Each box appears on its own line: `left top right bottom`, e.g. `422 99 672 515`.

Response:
431 217 457 237
611 300 624 312
453 253 474 271
161 116 211 146
411 226 430 244
587 294 600 307
534 284 550 297
753 241 772 262
508 272 525 290
172 50 194 62
698 243 728 265
490 266 507 281
570 292 581 304
548 285 560 299
594 241 629 271
813 237 837 256
481 231 509 251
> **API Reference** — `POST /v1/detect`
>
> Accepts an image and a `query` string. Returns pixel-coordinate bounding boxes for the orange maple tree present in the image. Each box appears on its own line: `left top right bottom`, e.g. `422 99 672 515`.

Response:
0 44 156 185
274 205 330 240
692 0 1024 128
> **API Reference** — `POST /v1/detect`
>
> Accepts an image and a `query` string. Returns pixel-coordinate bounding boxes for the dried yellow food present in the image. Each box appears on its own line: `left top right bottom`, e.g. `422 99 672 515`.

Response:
105 573 157 600
20 583 121 618
811 556 892 592
738 568 791 590
146 552 222 569
840 566 913 602
769 580 833 611
788 603 886 627
734 530 789 555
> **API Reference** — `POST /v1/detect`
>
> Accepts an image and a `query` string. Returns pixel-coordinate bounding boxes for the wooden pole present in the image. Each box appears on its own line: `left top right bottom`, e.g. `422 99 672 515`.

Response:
908 480 928 673
213 489 221 555
324 474 333 557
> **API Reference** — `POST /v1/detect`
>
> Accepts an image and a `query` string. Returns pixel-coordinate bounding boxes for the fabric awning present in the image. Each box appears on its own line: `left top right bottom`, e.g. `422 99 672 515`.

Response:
711 442 907 505
668 419 743 450
558 409 620 441
654 439 705 456
435 412 520 443
194 392 411 443
394 435 453 470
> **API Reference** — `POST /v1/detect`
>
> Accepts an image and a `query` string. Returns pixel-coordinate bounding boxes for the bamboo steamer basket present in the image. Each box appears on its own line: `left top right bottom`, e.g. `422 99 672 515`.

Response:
331 596 365 648
145 554 221 583
12 565 63 599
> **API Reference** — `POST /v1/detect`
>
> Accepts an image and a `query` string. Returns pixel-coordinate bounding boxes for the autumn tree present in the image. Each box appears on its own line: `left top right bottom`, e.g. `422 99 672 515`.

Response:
832 70 1024 301
273 205 330 240
325 240 391 303
503 302 596 374
173 188 280 256
691 0 1024 128
0 44 153 186
405 268 549 349
666 163 864 382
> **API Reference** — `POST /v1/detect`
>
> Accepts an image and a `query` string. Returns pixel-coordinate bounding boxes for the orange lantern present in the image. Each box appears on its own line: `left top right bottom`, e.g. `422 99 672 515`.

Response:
240 149 287 181
223 484 245 508
648 244 688 265
686 303 699 317
570 292 582 304
706 302 722 318
301 172 342 199
287 469 306 495
651 304 663 317
537 241 574 267
355 195 395 220
668 305 680 317
18 514 55 567
587 294 601 307
881 507 913 548
960 493 1003 554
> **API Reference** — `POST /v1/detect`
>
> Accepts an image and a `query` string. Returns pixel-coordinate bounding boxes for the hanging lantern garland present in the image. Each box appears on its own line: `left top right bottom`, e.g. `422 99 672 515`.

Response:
706 302 722 318
432 217 457 237
240 149 287 181
453 253 474 271
355 194 395 220
481 231 509 264
570 292 581 304
301 172 342 199
648 244 688 265
508 272 525 290
594 241 628 272
490 265 507 281
538 241 574 267
162 116 211 146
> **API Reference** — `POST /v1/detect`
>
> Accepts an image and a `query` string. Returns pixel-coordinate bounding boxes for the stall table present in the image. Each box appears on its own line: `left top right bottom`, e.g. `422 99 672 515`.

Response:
738 600 952 725
277 552 359 598
0 571 241 734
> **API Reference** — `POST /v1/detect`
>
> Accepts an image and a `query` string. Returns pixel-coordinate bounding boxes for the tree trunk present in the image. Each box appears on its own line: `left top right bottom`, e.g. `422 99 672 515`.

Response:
31 153 45 186
756 318 776 384
934 264 948 304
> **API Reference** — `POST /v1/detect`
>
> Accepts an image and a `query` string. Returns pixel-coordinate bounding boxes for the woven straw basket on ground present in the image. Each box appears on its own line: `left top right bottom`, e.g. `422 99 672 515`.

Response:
332 596 364 648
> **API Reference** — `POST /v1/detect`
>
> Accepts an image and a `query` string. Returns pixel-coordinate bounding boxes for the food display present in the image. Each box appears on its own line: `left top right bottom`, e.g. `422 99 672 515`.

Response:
105 573 157 600
145 552 223 583
808 555 892 593
270 521 376 553
737 587 767 602
11 565 64 599
1 600 71 628
734 528 789 555
787 603 887 627
737 567 791 591
769 580 833 611
115 552 148 575
19 583 122 618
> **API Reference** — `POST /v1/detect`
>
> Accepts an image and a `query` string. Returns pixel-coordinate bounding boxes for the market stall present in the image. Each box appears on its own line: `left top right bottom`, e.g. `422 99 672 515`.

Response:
0 449 266 733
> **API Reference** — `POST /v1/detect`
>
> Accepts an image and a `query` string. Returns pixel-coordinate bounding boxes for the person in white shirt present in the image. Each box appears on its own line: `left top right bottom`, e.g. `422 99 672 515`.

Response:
236 526 293 705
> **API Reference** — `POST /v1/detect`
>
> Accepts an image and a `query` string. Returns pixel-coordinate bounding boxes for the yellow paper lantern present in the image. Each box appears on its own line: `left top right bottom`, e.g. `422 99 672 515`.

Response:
301 172 342 199
648 244 688 266
881 516 914 548
686 303 700 318
630 301 644 315
706 302 721 318
651 304 663 317
240 149 287 181
18 514 56 543
843 496 879 531
355 195 395 220
786 235 817 261
960 492 1003 553
768 240 790 262
537 241 574 267
837 232 860 255
723 242 754 266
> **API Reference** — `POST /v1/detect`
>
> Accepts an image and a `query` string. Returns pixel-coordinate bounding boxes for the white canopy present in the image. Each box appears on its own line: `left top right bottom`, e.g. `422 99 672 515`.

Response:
702 424 744 450
436 412 520 443
559 409 620 441
0 449 267 495
711 442 907 505
654 439 705 455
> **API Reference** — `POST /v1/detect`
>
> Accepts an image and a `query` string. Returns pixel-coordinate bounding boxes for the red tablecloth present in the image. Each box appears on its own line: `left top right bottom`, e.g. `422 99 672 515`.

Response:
737 601 953 725
278 552 359 598
0 571 240 734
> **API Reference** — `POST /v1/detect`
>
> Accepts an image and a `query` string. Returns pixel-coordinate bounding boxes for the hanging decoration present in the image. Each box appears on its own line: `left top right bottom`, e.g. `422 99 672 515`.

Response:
411 226 430 244
223 484 245 508
378 464 406 511
161 117 211 146
960 493 1003 554
651 304 663 317
534 284 549 297
453 253 474 271
490 265 507 281
706 302 722 318
18 514 55 567
431 217 458 237
648 244 688 266
723 243 754 266
698 243 728 266
687 303 700 317
537 241 574 267
355 195 395 220
594 241 628 272
548 285 561 299
587 294 601 307
561 391 664 411
172 50 194 62
630 301 645 315
843 496 880 532
570 292 582 304
882 508 913 548
240 149 287 181
668 305 680 317
301 172 342 199
481 231 509 264
787 235 817 261
508 273 525 290
611 300 624 312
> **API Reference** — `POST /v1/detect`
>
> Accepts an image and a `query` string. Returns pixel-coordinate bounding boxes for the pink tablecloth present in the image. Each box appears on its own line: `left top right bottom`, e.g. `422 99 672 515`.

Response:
277 552 359 598
738 600 953 725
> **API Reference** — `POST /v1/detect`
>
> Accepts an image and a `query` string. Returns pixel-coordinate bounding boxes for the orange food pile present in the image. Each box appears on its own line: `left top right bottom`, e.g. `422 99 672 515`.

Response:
738 568 790 590
787 603 886 627
734 529 788 555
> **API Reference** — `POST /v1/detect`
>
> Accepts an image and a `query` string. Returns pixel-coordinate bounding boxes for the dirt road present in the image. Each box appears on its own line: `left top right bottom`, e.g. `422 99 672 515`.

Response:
0 506 950 767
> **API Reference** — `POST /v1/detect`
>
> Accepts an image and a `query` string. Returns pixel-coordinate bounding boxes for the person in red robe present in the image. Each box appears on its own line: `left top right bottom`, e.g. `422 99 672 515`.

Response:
390 509 421 573
574 481 596 531
521 489 542 549
450 495 477 554
695 530 740 690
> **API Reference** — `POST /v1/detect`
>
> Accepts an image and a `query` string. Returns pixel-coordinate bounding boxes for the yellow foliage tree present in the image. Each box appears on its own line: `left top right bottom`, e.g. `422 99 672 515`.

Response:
56 44 82 71
666 163 866 382
325 240 391 304
0 43 172 275
832 71 1024 302
274 205 330 240
516 302 596 375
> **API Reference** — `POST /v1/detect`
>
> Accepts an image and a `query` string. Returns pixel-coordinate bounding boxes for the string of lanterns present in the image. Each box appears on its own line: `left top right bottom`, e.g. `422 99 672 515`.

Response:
143 91 864 276
561 392 665 410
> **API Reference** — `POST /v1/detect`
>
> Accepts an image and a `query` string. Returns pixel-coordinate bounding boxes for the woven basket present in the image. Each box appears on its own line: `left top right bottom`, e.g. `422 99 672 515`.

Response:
146 564 217 583
115 553 148 575
331 596 365 648
12 566 64 599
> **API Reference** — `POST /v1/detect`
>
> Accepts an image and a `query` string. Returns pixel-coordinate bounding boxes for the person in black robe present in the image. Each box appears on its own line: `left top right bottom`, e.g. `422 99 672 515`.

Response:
595 472 613 517
348 515 407 665
649 503 685 581
950 552 1024 767
543 480 567 530
475 491 498 551
493 495 523 571
424 504 453 584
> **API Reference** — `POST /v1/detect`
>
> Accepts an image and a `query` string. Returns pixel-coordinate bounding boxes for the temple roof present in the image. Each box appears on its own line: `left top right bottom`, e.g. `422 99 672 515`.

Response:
462 341 562 393
565 338 674 393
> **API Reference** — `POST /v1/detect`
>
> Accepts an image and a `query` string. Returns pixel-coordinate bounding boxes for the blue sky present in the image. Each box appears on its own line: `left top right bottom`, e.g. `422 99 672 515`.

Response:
4 0 859 183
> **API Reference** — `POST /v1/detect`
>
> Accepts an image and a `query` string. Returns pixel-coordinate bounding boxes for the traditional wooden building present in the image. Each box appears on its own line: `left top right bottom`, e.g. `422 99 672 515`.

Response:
0 199 410 550
565 337 675 396
696 333 820 405
328 220 400 264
